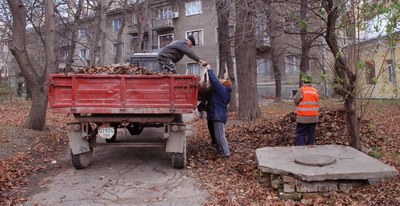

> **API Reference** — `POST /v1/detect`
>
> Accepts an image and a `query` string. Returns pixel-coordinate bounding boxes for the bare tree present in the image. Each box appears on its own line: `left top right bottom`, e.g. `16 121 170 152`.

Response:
264 1 283 102
56 0 85 72
44 0 57 74
234 0 261 120
216 0 237 111
6 0 56 130
114 0 128 63
132 0 150 52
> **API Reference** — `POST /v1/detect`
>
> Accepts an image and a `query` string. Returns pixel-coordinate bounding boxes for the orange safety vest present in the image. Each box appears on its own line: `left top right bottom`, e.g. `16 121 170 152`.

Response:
296 86 319 116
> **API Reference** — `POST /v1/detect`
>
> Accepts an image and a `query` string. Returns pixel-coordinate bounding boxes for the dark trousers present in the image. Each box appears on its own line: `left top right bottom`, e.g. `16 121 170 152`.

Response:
295 123 317 146
207 120 216 146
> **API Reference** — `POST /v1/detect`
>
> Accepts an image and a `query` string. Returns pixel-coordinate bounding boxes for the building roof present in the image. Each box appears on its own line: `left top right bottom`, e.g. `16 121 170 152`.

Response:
359 13 400 43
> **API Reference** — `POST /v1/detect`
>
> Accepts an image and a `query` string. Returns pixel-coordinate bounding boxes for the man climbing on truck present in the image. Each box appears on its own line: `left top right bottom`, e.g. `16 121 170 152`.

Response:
157 35 206 73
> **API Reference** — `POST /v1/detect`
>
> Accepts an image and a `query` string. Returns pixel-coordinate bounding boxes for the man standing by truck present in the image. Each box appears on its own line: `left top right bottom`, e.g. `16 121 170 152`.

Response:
157 35 206 73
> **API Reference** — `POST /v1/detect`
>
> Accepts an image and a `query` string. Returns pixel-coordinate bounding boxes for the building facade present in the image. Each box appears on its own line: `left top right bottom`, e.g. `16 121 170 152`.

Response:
60 0 326 99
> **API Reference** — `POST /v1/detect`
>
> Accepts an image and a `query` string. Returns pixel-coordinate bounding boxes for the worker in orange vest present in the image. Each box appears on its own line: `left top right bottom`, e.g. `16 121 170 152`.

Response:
293 74 319 146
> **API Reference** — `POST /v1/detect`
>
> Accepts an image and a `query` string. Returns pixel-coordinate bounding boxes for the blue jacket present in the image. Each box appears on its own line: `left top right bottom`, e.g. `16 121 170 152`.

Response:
205 70 232 124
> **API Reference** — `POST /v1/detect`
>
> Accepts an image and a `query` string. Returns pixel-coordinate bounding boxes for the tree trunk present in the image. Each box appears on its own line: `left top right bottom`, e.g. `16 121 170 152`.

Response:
299 0 311 87
65 0 84 72
114 0 128 64
216 0 237 111
235 0 261 120
7 0 48 130
323 0 361 150
44 0 57 74
99 0 107 66
266 1 282 102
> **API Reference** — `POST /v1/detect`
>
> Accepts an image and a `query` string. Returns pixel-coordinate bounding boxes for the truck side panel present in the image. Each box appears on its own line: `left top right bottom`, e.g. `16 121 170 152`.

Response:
48 74 199 114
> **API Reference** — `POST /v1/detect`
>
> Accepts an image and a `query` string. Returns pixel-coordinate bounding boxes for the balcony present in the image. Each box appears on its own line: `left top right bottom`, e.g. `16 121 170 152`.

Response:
152 18 174 31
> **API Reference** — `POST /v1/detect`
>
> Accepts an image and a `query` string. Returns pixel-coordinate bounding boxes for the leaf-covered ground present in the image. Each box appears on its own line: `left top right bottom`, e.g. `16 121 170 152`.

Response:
187 99 400 205
0 99 399 205
0 100 72 205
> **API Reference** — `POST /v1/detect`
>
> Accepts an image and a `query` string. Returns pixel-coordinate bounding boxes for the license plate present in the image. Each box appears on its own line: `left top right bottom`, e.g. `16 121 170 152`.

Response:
97 127 115 139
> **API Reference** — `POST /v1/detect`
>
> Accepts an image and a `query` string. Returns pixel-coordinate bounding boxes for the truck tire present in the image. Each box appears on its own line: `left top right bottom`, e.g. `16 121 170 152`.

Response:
171 141 187 169
71 149 93 169
105 127 117 143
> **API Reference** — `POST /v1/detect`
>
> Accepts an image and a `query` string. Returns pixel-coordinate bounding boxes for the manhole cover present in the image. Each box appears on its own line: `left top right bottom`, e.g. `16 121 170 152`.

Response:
294 155 336 166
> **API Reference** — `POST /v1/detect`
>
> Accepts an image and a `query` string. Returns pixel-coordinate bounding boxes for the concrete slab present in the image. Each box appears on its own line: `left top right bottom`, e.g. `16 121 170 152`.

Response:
256 145 398 182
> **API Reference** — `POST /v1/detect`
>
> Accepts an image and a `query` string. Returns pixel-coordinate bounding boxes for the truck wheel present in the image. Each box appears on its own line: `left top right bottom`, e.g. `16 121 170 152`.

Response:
171 142 187 169
71 149 93 169
105 127 117 143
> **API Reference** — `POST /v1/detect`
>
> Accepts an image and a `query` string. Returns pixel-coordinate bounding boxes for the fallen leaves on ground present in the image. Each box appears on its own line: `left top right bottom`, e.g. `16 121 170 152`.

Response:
0 99 399 205
0 99 70 205
187 100 400 205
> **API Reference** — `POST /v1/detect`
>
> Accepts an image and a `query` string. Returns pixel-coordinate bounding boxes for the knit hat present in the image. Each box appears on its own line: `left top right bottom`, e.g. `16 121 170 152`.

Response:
187 35 196 46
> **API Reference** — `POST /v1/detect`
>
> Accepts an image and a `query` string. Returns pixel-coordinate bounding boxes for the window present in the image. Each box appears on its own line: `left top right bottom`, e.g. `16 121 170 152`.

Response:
186 30 203 46
185 1 202 16
64 52 69 61
285 55 299 74
113 42 125 56
79 49 87 59
291 89 299 97
186 63 202 75
257 59 271 74
78 29 86 38
386 59 395 83
158 34 174 49
365 60 376 84
113 19 122 31
158 6 172 19
133 15 138 24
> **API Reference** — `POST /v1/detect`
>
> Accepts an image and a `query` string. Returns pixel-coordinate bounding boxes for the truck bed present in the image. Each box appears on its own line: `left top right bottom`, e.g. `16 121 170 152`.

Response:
48 74 199 114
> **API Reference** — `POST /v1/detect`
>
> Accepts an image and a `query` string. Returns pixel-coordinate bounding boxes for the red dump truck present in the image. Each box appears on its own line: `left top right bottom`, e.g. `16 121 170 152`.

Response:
48 73 199 169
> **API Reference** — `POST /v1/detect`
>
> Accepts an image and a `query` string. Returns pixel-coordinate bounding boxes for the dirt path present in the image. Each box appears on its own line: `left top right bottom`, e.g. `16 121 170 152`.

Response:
24 126 209 206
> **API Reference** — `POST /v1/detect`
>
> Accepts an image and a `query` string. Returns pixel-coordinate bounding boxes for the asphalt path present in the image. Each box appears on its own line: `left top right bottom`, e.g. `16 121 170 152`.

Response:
25 115 209 206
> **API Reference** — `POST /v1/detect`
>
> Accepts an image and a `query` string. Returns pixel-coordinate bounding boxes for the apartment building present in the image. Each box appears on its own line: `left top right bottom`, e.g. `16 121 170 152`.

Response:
58 0 326 99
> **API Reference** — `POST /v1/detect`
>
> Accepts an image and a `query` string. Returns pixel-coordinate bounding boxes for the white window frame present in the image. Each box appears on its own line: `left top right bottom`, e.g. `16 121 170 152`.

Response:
185 1 202 16
78 28 86 38
186 62 202 75
64 52 69 61
158 33 174 49
186 29 204 46
79 49 87 59
158 6 173 19
113 19 122 31
387 59 395 83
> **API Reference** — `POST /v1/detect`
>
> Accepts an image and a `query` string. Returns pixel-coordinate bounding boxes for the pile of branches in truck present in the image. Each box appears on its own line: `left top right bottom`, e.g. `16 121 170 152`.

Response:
69 64 168 75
